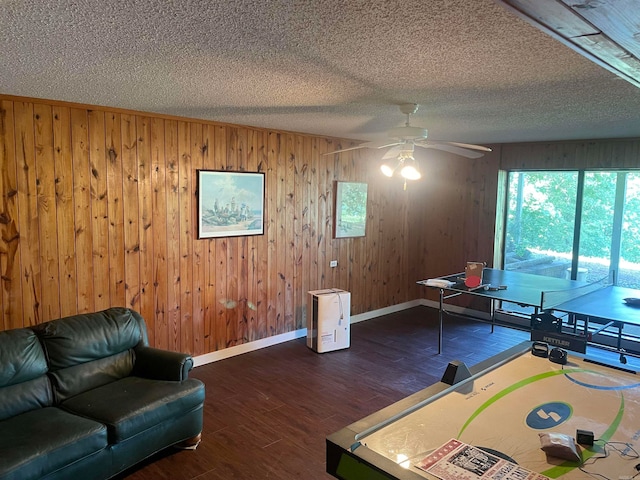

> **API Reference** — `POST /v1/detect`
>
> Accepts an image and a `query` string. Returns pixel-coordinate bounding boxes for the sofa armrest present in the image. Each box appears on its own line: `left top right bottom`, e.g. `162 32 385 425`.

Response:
133 346 194 381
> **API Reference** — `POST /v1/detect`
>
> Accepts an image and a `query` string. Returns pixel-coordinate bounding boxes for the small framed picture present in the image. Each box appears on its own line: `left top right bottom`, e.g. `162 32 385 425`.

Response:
334 181 368 238
197 170 265 238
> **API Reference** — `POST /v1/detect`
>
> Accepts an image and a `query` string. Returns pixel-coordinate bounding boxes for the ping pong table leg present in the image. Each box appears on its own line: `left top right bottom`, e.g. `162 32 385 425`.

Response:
615 322 626 363
438 288 444 354
617 323 623 351
490 298 496 333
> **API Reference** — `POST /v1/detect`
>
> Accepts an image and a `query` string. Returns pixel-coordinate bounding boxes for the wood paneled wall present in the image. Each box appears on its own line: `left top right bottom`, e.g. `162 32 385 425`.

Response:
500 139 640 170
410 153 501 274
3 94 637 356
0 95 422 355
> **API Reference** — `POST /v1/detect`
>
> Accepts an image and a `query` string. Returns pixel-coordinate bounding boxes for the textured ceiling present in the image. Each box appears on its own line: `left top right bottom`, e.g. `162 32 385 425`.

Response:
2 0 640 145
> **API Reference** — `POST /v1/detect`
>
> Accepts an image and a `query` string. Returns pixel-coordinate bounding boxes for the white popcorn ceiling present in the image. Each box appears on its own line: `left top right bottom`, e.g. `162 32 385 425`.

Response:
1 0 640 144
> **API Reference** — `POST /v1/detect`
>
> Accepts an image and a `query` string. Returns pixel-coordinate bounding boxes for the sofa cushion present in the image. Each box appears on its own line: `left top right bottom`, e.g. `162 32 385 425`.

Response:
0 329 48 387
62 376 205 444
32 308 147 402
33 307 145 369
49 350 135 403
0 329 52 420
0 376 53 422
0 407 107 480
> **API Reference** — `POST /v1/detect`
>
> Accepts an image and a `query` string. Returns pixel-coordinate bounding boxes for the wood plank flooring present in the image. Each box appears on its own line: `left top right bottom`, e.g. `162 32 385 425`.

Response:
117 306 531 479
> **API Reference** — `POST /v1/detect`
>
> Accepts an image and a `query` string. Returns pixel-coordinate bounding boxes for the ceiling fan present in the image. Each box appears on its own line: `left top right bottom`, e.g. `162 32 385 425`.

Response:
326 103 491 160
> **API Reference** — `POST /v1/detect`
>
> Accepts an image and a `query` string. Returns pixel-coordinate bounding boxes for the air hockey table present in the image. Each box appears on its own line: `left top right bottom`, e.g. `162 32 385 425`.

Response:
326 342 640 479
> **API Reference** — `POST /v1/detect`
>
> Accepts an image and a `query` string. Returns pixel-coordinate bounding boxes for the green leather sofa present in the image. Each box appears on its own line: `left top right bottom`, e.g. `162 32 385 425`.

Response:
0 307 205 480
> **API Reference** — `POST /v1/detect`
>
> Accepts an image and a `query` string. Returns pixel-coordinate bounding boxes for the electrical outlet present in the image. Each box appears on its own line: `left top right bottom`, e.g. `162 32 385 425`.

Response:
330 260 338 267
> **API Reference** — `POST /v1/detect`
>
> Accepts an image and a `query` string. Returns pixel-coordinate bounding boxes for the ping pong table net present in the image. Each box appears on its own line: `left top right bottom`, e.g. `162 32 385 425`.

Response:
539 273 613 311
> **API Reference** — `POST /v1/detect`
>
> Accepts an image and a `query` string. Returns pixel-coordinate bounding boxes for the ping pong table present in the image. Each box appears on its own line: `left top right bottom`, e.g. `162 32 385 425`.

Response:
418 268 640 357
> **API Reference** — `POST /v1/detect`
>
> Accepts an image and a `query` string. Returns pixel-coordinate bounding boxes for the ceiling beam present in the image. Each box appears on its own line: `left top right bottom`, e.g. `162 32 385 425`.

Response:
497 0 640 89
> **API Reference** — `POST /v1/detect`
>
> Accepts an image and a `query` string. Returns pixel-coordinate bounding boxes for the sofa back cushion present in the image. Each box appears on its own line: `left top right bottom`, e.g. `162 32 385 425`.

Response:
0 328 53 420
33 307 147 402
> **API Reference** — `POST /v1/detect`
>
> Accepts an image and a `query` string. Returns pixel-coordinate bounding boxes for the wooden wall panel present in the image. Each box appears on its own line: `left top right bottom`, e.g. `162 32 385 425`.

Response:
178 121 193 353
15 102 42 326
316 140 329 294
88 110 109 312
105 112 125 307
190 122 205 354
164 120 180 350
246 128 259 342
150 117 168 350
122 114 140 311
136 116 154 345
500 139 640 170
6 95 636 356
52 106 77 318
255 131 269 340
283 134 295 331
34 104 60 320
299 136 311 328
70 108 94 314
264 130 277 339
201 125 216 352
324 143 337 289
269 131 284 337
0 100 22 330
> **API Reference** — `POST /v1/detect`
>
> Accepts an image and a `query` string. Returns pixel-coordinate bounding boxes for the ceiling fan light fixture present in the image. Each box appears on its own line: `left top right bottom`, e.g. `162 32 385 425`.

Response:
380 162 396 177
400 163 421 180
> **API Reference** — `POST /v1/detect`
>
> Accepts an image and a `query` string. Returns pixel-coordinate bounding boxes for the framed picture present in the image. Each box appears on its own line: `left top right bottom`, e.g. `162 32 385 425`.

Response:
197 170 265 238
334 181 368 238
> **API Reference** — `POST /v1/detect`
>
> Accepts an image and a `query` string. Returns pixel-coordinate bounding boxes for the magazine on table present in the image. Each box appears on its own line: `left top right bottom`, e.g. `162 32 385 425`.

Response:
416 439 550 480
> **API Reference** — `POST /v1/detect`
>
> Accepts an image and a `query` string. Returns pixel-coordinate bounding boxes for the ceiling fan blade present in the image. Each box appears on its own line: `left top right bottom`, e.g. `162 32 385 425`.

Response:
381 145 406 160
324 139 402 155
323 144 366 155
441 141 492 152
371 140 405 150
415 141 485 159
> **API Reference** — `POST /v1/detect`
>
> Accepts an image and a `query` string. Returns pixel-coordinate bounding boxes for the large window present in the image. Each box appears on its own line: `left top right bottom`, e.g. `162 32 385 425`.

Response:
503 170 640 289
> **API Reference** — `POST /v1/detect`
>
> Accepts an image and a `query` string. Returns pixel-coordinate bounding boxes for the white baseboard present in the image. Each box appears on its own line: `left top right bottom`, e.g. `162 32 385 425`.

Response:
193 298 640 369
350 299 423 323
192 329 307 367
193 299 424 367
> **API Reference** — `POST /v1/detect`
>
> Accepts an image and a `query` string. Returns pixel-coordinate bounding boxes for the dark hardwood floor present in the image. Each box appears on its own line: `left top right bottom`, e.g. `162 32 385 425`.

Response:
118 306 532 479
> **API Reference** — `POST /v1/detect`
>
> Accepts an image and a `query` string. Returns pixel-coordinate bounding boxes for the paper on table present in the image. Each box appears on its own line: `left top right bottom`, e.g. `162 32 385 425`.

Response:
416 439 550 480
423 279 456 288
